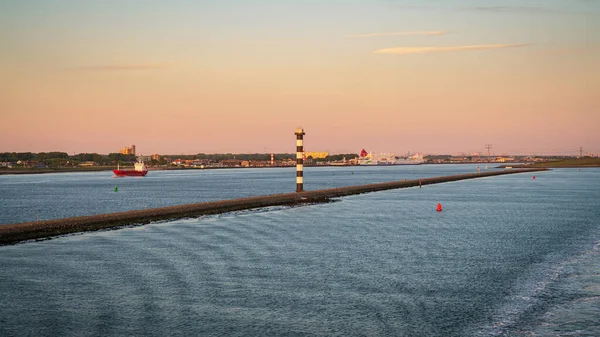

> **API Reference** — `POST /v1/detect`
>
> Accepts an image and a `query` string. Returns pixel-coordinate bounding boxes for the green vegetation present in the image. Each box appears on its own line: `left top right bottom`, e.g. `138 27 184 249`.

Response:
196 153 285 161
0 152 136 169
193 153 358 162
524 157 600 168
328 154 359 161
424 155 453 160
0 151 360 170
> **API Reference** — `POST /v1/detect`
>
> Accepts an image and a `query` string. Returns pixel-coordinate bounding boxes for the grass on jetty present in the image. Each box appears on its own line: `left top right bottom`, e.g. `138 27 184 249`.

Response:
522 158 600 168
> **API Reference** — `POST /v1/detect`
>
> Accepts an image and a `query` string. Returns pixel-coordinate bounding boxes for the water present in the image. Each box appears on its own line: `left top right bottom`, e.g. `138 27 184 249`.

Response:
1 166 599 336
0 164 491 224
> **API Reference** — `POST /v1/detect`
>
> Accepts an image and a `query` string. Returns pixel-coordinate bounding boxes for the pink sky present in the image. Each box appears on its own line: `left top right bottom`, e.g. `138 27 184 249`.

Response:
1 1 598 156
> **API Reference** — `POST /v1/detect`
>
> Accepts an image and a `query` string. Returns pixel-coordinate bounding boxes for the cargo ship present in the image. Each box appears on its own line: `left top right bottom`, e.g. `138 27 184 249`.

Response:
357 149 424 165
113 161 148 177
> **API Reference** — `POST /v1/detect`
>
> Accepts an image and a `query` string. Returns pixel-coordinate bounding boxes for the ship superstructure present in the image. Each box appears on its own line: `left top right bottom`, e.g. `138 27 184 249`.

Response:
113 160 148 177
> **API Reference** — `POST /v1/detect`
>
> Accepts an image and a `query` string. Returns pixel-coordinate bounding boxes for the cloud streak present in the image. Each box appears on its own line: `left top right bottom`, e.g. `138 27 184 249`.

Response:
470 6 555 14
374 44 530 55
347 31 448 38
78 63 170 71
466 5 595 15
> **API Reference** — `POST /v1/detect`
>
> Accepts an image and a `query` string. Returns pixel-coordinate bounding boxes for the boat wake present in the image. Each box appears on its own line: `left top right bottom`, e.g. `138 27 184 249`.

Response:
473 238 600 336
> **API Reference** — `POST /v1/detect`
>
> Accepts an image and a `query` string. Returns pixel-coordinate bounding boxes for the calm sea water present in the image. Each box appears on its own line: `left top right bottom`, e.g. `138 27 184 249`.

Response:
0 164 492 225
1 166 599 336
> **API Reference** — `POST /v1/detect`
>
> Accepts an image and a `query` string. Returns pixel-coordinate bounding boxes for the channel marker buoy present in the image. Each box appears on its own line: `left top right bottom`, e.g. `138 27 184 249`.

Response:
436 203 442 212
532 175 536 180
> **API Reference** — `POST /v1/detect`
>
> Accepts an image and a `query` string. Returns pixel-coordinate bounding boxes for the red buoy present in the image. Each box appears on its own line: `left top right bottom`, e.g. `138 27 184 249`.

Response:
533 175 536 180
436 203 442 212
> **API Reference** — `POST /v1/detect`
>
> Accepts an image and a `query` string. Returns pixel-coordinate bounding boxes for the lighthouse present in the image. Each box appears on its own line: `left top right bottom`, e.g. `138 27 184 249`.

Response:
295 127 305 192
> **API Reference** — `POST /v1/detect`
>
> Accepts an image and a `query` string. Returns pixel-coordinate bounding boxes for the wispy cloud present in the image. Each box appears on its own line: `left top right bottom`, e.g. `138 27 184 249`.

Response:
470 6 555 14
381 1 597 15
77 63 170 71
466 5 596 15
347 31 448 38
374 44 530 55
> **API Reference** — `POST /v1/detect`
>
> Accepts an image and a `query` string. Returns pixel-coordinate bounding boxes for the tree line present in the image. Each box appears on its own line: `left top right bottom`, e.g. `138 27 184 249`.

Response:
1 152 360 166
195 153 359 162
0 152 136 166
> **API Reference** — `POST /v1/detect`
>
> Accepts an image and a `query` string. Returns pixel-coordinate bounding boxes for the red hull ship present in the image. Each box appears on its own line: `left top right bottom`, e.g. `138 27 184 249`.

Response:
113 161 148 177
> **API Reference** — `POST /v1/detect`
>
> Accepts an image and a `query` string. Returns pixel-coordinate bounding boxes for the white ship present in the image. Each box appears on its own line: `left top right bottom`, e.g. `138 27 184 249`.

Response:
395 152 425 165
357 149 424 165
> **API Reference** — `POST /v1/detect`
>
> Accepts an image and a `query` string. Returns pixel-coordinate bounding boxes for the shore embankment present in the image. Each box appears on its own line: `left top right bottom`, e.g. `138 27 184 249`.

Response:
0 165 337 175
0 167 114 175
499 158 600 169
0 168 547 245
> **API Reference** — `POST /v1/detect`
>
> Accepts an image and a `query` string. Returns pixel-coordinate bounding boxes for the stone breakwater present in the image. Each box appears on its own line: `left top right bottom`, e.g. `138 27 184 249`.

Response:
0 168 547 245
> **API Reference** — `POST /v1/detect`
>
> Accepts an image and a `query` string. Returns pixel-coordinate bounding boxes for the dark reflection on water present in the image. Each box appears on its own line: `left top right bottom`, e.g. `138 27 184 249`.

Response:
1 168 599 336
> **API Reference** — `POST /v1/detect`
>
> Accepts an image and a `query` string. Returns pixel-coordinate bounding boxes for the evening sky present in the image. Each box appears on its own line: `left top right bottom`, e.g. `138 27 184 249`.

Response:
1 0 598 155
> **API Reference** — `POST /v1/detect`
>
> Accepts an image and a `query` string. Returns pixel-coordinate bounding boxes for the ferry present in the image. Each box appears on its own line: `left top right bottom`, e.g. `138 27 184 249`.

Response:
113 161 148 177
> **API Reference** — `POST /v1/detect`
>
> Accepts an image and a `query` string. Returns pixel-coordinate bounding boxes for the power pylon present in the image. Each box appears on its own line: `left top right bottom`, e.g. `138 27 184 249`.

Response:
485 144 492 161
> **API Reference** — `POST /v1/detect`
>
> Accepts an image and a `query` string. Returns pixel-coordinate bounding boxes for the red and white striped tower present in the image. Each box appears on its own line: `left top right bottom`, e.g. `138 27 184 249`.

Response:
270 153 274 166
295 127 305 192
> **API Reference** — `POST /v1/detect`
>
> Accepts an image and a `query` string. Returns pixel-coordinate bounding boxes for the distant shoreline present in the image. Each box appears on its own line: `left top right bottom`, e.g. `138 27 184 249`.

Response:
0 164 401 175
1 162 598 176
0 167 114 175
500 165 600 168
0 166 270 175
498 159 600 169
0 166 306 175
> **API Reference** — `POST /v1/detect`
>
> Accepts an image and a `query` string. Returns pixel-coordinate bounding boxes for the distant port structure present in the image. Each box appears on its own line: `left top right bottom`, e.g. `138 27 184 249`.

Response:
305 152 328 159
119 145 136 155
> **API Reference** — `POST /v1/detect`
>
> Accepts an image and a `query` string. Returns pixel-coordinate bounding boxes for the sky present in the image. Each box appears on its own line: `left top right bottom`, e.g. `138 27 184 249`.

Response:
1 0 598 156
